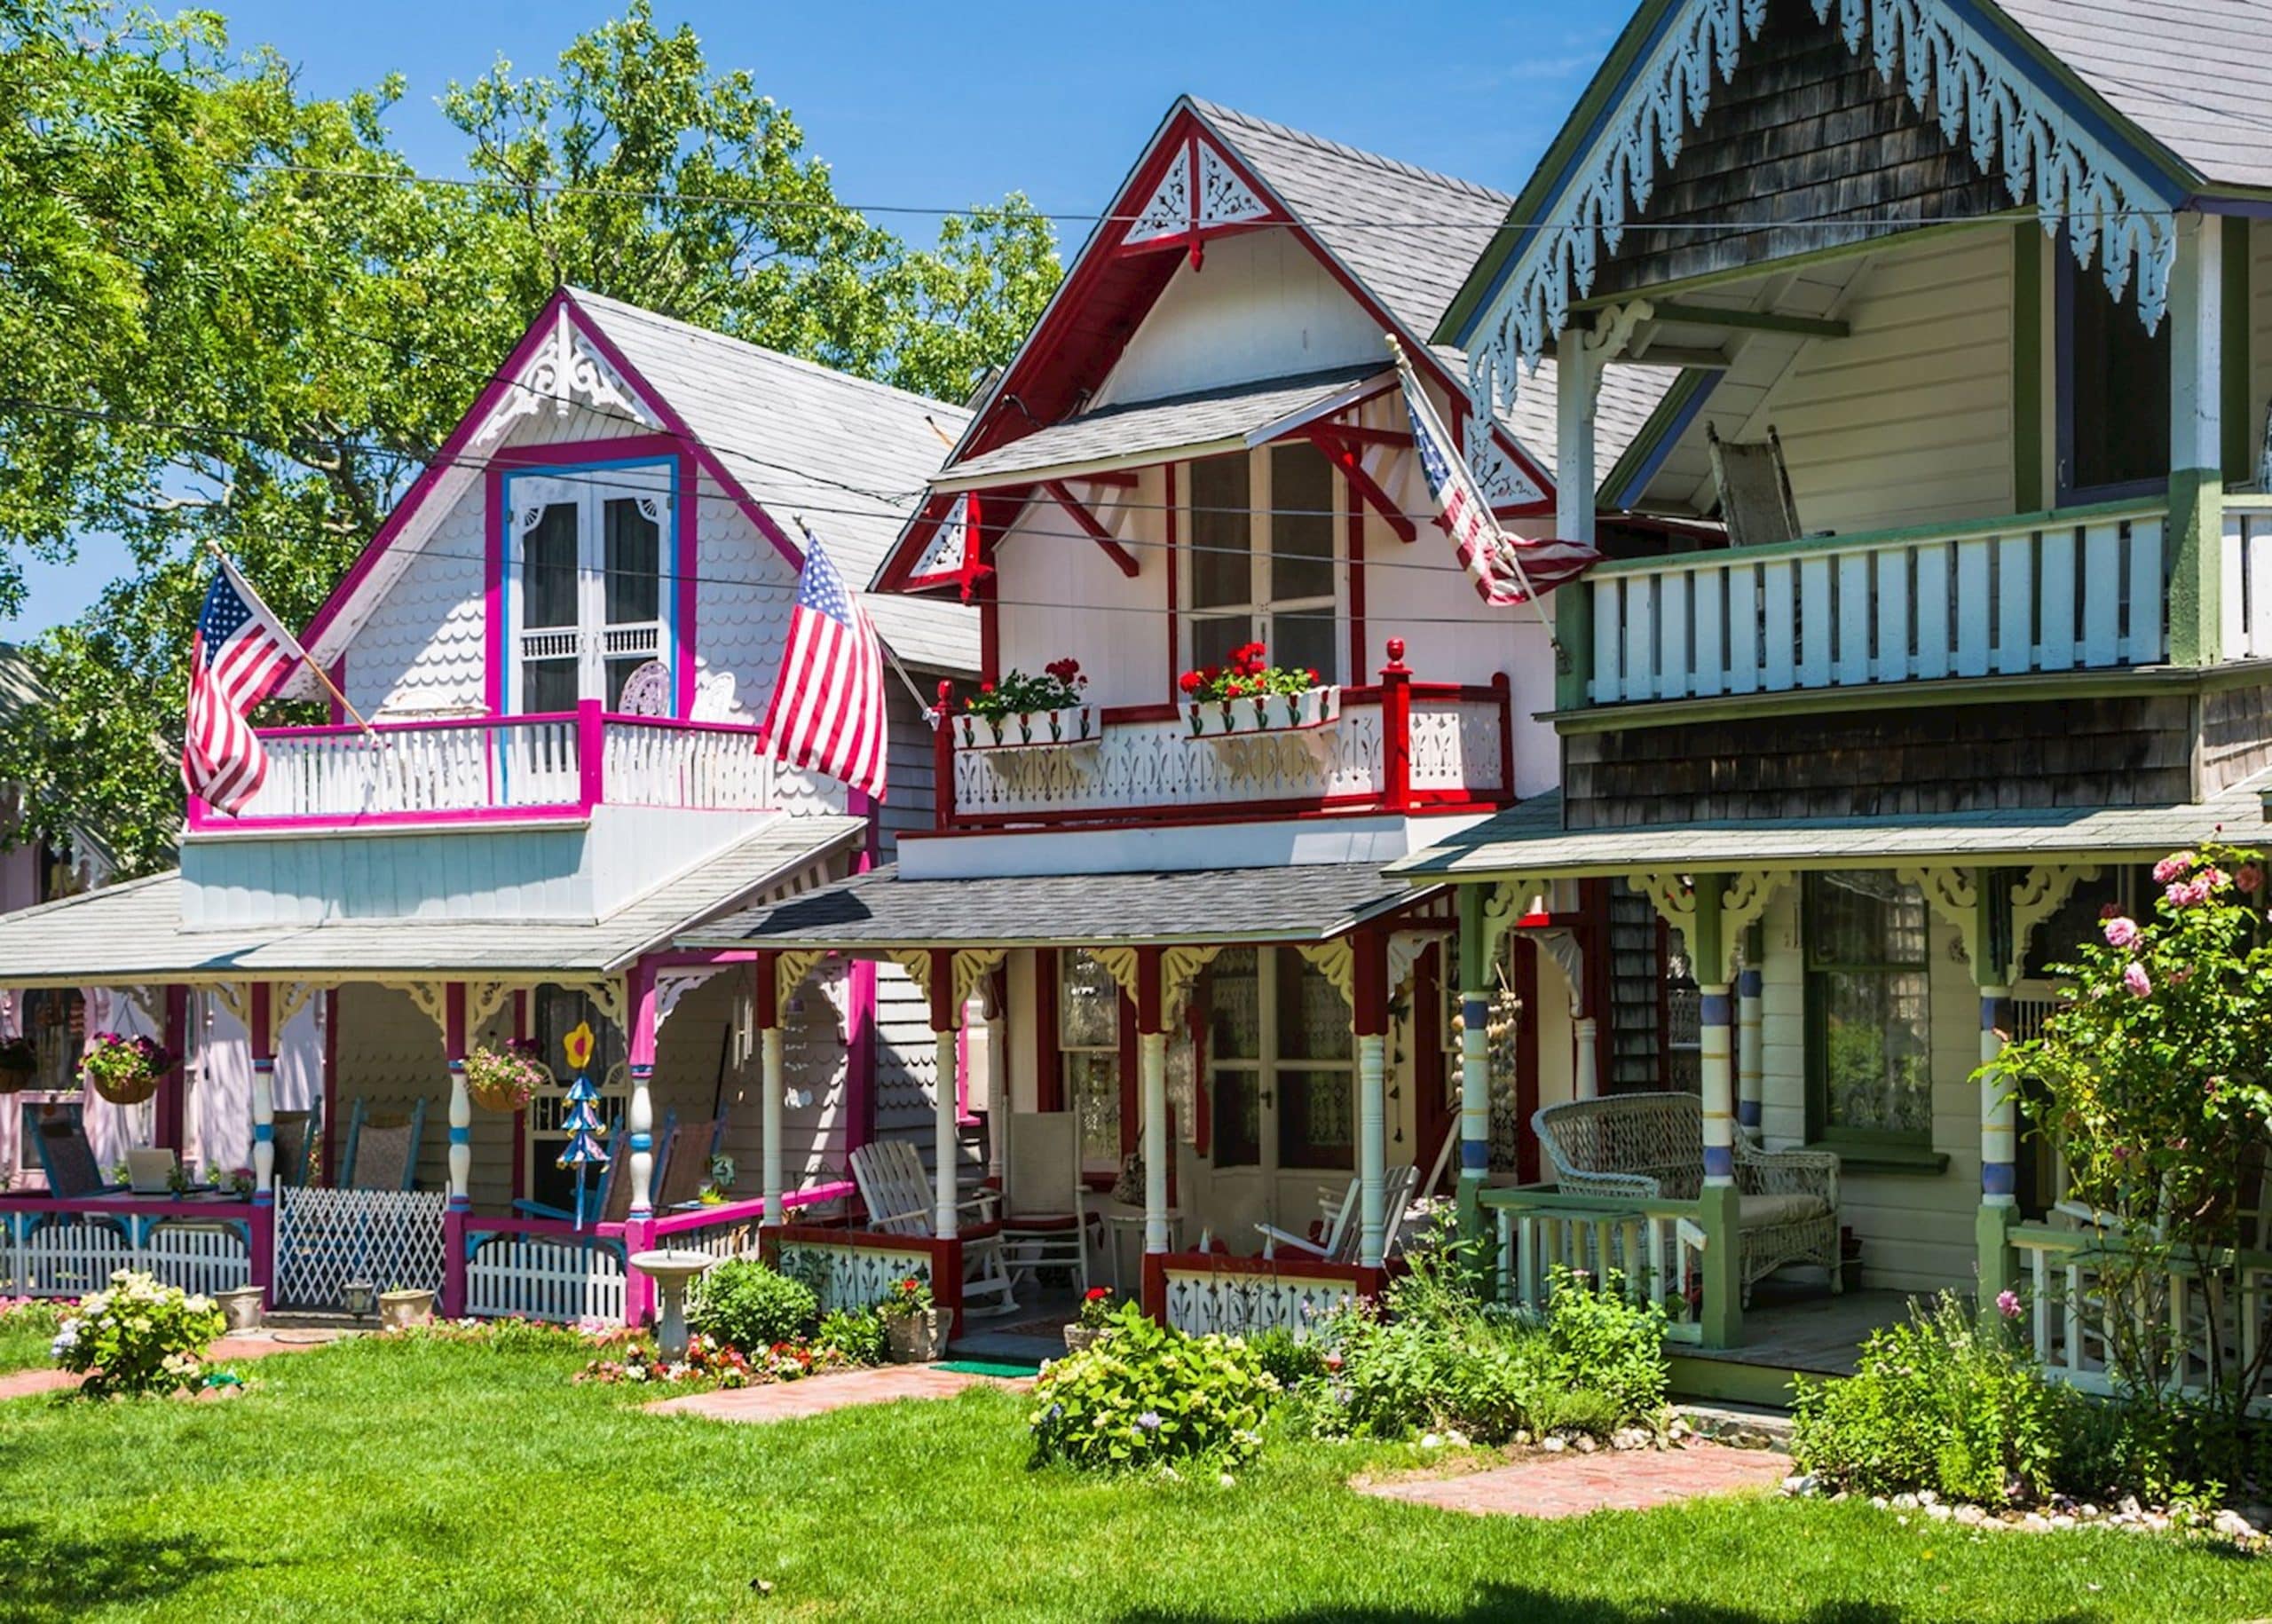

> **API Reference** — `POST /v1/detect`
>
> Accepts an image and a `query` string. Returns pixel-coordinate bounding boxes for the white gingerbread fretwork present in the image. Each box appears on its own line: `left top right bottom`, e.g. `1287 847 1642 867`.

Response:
473 305 659 449
1121 134 1274 261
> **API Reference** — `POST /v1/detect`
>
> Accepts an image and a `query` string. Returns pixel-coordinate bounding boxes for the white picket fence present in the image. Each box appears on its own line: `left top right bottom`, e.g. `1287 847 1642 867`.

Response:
0 1213 251 1299
275 1187 447 1310
1588 501 2168 705
465 1232 627 1324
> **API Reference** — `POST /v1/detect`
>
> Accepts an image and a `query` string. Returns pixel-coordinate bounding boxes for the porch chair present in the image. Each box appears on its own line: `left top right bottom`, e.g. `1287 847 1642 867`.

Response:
1706 422 1803 548
653 1114 728 1211
849 1137 1018 1318
272 1108 318 1189
511 1108 677 1226
21 1102 122 1198
1532 1092 1841 1305
1256 1163 1419 1264
998 1111 1096 1290
338 1097 429 1191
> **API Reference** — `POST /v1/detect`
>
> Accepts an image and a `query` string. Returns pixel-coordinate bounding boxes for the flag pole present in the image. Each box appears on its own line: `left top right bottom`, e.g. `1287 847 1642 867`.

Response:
1383 335 1566 668
201 540 375 737
791 515 937 721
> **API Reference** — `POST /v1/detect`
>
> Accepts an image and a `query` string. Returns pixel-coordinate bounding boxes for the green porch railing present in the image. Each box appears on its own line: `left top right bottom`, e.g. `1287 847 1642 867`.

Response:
1477 1184 1740 1348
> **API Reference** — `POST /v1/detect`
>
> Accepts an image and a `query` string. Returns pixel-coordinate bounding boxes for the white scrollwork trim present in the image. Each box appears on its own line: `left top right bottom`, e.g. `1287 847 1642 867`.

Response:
652 967 727 1037
1296 941 1355 1011
472 306 658 449
1467 0 2177 427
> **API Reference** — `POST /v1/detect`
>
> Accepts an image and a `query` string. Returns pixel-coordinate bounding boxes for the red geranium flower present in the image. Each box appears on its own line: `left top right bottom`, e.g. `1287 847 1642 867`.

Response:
1178 670 1203 695
1085 1287 1111 1302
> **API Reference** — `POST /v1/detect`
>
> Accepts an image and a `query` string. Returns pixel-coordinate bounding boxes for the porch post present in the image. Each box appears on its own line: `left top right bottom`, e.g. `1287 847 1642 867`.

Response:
442 981 470 1320
1692 879 1743 1350
984 974 1007 1186
1573 1021 1599 1102
1555 324 1602 710
157 985 189 1152
1456 886 1495 1243
754 952 784 1225
2166 210 2225 666
1737 925 1765 1141
624 961 659 1324
1974 869 2019 1309
1136 947 1169 1319
929 949 958 1239
1353 929 1390 1269
248 983 277 1307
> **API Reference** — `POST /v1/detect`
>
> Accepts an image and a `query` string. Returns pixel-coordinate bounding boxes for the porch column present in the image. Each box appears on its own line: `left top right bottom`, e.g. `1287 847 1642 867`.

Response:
1353 929 1390 1269
1573 1019 1599 1101
1455 887 1495 1242
248 983 277 1306
1136 947 1169 1317
1974 869 2020 1308
442 982 471 1320
1737 925 1765 1141
626 964 659 1220
2166 210 2224 666
1692 878 1743 1350
928 949 959 1239
754 952 784 1225
984 975 1007 1186
1554 323 1604 710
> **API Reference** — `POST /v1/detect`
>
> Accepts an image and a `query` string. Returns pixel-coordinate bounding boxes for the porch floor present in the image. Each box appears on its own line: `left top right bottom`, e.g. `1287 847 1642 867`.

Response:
1684 1284 1912 1378
947 1285 1083 1367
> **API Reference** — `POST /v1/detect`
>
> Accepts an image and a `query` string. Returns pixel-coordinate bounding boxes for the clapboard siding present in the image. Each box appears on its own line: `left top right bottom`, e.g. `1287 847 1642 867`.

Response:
333 983 515 1209
1591 0 2009 297
877 684 935 860
1734 233 2016 533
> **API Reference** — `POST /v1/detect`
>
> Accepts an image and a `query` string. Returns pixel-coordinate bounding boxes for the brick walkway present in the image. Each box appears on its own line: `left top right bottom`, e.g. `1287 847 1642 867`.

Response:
0 1328 343 1401
651 1364 1032 1423
1361 1442 1791 1520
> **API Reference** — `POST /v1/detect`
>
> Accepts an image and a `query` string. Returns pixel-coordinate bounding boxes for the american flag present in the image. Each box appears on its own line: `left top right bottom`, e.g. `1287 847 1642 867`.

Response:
761 525 888 802
183 554 304 816
1395 354 1599 606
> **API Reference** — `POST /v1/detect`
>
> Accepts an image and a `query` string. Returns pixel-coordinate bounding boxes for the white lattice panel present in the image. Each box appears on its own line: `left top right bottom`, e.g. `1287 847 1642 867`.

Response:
275 1188 447 1309
1162 1269 1356 1341
777 1241 933 1313
466 1234 627 1324
953 706 1384 820
2017 1235 2272 1415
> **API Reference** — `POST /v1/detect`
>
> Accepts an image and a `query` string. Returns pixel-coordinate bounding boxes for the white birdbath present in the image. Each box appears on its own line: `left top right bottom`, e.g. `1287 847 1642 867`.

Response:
629 1250 718 1360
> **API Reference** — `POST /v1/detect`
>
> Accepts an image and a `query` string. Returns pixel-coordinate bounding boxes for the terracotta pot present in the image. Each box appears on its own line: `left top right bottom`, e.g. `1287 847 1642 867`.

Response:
378 1289 436 1331
1062 1324 1107 1355
216 1286 265 1334
885 1307 953 1363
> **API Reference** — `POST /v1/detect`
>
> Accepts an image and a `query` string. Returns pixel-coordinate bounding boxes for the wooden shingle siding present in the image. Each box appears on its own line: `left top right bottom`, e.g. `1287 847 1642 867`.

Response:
2198 682 2272 795
1590 0 2008 299
1562 693 2213 829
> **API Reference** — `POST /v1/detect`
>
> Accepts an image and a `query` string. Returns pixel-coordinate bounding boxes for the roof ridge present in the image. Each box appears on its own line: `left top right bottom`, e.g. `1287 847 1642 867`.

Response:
564 288 974 422
1186 97 1515 209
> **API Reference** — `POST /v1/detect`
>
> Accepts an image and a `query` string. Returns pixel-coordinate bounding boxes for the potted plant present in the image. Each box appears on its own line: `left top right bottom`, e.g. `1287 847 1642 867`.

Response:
77 1032 175 1107
378 1283 435 1330
1063 1286 1117 1353
0 1035 36 1093
216 1284 265 1333
462 1040 546 1113
878 1273 951 1363
226 1166 256 1199
1177 643 1337 738
954 659 1099 751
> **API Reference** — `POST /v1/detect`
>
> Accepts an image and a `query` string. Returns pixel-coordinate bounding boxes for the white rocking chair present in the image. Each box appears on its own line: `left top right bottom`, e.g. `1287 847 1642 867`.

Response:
998 1112 1095 1291
849 1139 1018 1318
1256 1163 1418 1264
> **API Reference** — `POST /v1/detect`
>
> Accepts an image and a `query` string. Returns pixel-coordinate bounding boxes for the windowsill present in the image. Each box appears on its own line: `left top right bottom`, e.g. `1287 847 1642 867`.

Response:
1809 1139 1951 1177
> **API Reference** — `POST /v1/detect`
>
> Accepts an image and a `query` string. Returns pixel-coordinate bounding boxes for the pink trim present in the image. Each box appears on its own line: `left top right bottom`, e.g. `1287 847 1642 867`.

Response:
846 959 877 1155
0 1194 256 1218
442 1209 467 1318
651 1183 853 1239
675 456 699 717
485 456 507 715
189 800 588 835
327 658 348 726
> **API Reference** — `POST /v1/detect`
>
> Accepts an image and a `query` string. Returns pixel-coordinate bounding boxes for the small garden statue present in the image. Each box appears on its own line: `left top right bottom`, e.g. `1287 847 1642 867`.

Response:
556 1021 609 1232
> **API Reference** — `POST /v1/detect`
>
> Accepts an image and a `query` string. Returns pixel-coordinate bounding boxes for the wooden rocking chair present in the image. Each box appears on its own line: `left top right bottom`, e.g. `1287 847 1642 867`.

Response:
21 1102 122 1198
338 1097 429 1191
849 1138 1018 1318
1256 1163 1419 1264
1707 422 1803 548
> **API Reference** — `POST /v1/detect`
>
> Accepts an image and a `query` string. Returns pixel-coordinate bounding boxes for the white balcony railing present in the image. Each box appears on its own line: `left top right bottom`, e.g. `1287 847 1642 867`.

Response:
189 703 780 830
1584 500 2169 707
2222 499 2272 661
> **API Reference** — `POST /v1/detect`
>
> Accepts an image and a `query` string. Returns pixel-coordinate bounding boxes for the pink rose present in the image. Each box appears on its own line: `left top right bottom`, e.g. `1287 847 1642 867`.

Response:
1995 1289 2022 1320
2166 877 2213 909
2236 864 2263 896
2153 851 2197 885
2123 961 2152 998
2102 916 2140 949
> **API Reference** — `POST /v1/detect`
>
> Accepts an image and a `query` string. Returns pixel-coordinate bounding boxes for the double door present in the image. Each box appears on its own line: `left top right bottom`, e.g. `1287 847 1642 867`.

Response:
504 462 671 713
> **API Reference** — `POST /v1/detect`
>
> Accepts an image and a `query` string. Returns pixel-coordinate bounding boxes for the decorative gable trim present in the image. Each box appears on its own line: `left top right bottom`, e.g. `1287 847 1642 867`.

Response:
469 304 660 448
1462 0 2187 422
1117 130 1282 266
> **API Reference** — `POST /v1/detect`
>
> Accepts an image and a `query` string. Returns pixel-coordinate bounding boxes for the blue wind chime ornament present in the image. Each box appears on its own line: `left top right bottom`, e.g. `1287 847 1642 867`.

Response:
556 1021 611 1232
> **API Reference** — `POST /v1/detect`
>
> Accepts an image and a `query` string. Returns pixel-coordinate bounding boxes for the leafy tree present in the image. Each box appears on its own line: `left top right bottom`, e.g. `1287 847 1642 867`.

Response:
0 0 1059 873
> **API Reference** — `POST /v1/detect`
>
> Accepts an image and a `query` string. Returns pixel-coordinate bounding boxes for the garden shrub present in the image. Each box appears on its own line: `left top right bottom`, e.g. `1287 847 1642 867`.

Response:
51 1270 226 1398
687 1259 818 1353
816 1306 887 1367
1244 1325 1329 1389
1535 1268 1669 1423
1030 1302 1275 1471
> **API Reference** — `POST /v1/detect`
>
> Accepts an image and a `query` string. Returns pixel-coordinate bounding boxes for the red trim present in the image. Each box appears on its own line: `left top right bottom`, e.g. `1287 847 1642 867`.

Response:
927 948 956 1034
848 958 878 1155
976 493 1000 686
1515 938 1541 1182
1043 481 1140 578
1378 640 1412 816
753 950 780 1031
1353 926 1389 1038
922 792 1512 835
1035 948 1063 1114
932 681 956 832
1493 671 1515 795
1309 430 1416 544
1135 945 1164 1036
1317 425 1412 448
326 659 348 726
1414 944 1448 1159
443 981 469 1061
1116 990 1139 1160
248 983 275 1062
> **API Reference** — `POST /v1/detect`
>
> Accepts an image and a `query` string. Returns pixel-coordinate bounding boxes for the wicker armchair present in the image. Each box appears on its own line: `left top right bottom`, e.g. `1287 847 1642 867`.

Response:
1532 1093 1841 1305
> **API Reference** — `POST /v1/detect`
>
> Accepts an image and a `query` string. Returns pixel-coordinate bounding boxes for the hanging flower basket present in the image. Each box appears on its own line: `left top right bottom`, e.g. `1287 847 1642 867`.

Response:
0 1037 36 1094
463 1041 548 1114
77 1032 174 1107
957 703 1100 752
1182 685 1338 740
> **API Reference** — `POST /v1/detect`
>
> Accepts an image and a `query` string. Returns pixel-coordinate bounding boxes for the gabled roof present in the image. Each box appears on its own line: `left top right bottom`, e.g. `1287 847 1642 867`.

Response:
296 289 978 691
0 813 864 983
0 643 43 729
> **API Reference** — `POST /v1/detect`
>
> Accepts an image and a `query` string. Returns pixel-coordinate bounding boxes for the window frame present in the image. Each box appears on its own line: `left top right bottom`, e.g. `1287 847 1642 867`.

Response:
2054 245 2172 505
1202 945 1355 1173
1055 949 1126 1176
1802 871 1937 1154
1178 444 1345 687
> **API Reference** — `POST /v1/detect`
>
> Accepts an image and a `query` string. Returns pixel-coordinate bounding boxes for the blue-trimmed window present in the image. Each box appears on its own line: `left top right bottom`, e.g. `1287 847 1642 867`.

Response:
500 458 676 712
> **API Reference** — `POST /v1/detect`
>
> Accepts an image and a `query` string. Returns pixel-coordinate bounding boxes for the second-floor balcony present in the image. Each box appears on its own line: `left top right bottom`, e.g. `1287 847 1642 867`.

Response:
187 704 787 833
935 653 1512 832
1575 495 2200 710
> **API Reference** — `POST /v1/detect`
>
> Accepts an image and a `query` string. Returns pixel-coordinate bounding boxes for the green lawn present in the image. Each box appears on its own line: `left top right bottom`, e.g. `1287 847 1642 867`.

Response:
0 1312 60 1374
2 1337 2267 1622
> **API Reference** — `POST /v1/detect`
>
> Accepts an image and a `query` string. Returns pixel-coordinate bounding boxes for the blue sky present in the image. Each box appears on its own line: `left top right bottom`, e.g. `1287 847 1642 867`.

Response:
4 0 1620 640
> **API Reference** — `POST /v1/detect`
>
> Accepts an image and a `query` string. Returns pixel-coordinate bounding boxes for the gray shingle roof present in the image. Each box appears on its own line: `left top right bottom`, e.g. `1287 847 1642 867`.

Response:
0 643 42 729
0 815 863 984
1998 0 2272 191
943 366 1382 485
1390 777 2272 881
567 290 980 674
682 860 1442 950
